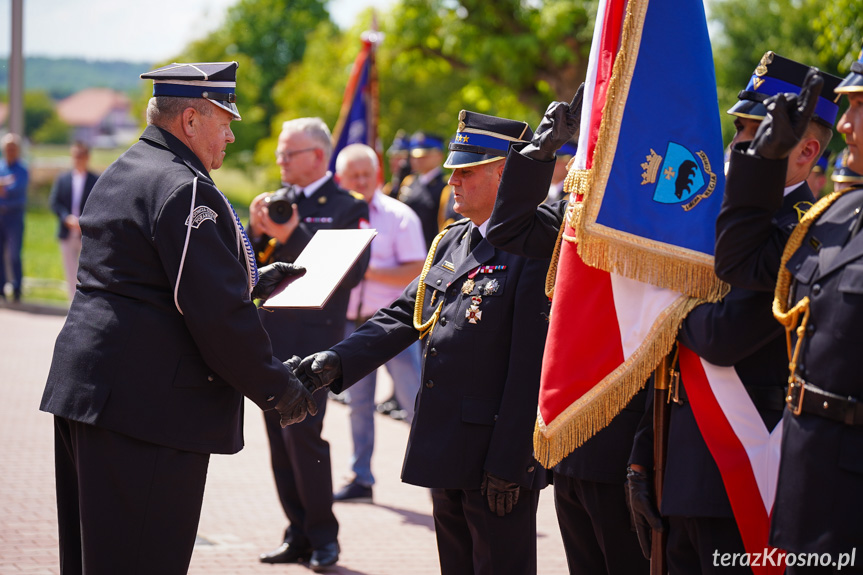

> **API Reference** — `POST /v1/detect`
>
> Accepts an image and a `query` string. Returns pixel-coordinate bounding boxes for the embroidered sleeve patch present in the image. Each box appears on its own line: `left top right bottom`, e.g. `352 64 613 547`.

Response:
185 206 219 228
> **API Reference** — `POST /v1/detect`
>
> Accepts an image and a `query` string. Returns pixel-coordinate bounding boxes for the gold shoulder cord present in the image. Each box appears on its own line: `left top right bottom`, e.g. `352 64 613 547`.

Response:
413 228 449 339
773 187 855 379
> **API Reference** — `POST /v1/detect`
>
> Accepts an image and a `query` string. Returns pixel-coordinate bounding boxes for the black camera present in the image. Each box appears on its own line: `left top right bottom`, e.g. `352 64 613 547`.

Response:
264 187 295 224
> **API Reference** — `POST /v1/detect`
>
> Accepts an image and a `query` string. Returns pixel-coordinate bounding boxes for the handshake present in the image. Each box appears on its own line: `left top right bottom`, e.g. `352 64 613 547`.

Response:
273 351 343 428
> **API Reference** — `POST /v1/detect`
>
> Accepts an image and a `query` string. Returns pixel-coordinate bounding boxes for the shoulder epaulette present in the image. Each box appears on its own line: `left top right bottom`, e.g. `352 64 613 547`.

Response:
348 190 364 201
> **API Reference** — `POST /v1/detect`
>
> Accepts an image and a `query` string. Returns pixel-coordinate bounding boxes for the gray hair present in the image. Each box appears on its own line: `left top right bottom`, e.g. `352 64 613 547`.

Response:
0 133 21 148
146 96 212 127
280 117 333 162
335 143 379 175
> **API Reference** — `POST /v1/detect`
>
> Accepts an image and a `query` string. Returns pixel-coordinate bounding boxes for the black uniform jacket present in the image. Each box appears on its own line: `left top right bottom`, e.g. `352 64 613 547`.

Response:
253 177 369 358
487 150 646 484
49 169 98 239
330 219 551 491
716 148 863 553
398 169 450 248
41 126 292 455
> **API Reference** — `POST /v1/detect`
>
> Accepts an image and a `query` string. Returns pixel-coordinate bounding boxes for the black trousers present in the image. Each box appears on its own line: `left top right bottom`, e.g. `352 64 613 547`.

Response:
666 515 750 575
53 416 209 575
430 486 540 575
553 472 649 575
263 387 338 550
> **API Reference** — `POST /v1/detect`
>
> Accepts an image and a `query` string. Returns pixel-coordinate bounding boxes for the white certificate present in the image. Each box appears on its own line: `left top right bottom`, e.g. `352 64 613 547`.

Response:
262 228 376 309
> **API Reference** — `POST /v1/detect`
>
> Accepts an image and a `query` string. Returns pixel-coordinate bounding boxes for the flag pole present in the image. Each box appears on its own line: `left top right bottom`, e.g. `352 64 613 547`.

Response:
651 346 675 575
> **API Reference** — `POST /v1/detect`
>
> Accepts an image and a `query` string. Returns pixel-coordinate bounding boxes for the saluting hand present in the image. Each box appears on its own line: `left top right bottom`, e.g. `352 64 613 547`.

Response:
748 67 823 160
521 82 584 162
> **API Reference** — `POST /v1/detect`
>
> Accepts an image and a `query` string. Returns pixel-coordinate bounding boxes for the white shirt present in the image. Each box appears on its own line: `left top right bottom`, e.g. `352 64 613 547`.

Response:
71 170 86 217
347 191 427 320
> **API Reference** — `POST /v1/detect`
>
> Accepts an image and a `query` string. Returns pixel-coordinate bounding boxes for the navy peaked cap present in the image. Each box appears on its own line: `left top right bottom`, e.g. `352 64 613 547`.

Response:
141 62 241 120
728 51 841 127
444 110 533 169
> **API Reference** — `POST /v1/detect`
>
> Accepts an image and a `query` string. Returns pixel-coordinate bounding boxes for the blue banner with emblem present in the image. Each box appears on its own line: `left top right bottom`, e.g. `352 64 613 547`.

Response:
570 0 726 301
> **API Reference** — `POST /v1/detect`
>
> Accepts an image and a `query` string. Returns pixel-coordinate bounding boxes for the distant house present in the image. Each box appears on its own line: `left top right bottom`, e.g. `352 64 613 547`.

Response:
56 88 139 148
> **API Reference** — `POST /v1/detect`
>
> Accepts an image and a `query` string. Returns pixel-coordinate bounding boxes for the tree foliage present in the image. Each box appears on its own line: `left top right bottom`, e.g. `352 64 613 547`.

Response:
24 91 68 144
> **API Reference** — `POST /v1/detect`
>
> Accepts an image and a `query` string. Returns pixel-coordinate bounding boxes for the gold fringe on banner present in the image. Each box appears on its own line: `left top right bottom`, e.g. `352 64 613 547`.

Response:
533 294 703 468
572 0 728 303
545 169 592 298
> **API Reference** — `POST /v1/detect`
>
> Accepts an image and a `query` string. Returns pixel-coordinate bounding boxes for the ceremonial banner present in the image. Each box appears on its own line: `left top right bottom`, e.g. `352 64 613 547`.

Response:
680 345 784 575
535 0 725 464
328 31 382 175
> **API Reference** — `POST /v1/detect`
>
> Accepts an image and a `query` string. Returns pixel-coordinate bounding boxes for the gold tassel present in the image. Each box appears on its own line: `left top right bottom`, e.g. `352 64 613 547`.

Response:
533 294 702 468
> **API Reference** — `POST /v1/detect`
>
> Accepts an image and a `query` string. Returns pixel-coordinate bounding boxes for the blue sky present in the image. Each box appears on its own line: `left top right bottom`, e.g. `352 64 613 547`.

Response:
0 0 395 63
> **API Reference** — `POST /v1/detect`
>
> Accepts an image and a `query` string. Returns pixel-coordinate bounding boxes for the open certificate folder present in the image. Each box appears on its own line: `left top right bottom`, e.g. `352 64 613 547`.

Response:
262 228 377 309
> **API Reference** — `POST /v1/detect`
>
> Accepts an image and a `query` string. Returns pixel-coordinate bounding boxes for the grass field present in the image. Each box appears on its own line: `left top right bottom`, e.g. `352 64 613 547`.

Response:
10 145 272 307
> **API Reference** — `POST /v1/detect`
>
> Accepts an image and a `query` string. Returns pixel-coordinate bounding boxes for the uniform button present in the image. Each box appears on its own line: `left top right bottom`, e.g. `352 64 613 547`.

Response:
436 279 442 285
806 323 815 335
527 465 535 473
266 395 275 402
794 263 801 270
425 380 434 389
429 347 438 356
812 284 821 296
440 316 447 326
493 414 498 421
207 374 214 381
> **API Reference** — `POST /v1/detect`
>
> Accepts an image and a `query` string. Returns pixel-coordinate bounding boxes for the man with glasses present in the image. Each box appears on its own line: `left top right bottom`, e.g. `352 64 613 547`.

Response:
250 117 369 571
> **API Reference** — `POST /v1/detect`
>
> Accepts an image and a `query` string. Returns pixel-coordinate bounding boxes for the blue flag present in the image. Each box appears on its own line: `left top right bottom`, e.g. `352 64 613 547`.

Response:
329 36 379 173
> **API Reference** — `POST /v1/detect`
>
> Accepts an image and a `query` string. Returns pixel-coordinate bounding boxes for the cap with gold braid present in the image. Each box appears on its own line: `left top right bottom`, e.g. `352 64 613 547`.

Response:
444 110 533 169
727 51 841 127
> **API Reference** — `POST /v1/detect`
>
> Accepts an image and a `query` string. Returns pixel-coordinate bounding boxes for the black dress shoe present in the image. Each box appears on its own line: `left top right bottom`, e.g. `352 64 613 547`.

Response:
310 541 340 572
259 541 311 564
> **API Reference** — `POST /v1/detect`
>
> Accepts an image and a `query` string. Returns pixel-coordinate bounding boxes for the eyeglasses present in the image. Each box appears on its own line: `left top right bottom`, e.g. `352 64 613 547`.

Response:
275 147 318 162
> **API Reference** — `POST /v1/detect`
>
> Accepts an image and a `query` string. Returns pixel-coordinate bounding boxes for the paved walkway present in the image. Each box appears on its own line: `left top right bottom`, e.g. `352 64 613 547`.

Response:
0 305 568 574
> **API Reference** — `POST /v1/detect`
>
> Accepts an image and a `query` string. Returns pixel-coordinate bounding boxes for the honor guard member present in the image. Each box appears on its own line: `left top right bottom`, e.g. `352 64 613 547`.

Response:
398 131 452 247
807 149 832 197
486 89 648 575
831 147 863 193
715 45 863 575
251 117 370 571
297 111 552 575
39 62 315 575
382 129 411 198
628 55 840 575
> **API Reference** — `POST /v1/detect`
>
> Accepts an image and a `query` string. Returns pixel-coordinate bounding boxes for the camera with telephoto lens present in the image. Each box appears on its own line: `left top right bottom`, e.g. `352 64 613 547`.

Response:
264 186 295 224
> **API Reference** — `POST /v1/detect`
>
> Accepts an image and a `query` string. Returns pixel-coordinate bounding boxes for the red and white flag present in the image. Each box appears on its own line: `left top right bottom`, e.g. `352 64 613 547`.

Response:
535 1 782 572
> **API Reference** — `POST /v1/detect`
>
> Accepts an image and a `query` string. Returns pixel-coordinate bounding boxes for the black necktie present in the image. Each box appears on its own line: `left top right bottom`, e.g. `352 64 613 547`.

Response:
470 227 483 251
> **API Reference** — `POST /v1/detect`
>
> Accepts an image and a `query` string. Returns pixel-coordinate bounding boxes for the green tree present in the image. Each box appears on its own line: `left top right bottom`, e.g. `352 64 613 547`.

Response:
169 0 330 167
812 0 863 73
23 91 68 143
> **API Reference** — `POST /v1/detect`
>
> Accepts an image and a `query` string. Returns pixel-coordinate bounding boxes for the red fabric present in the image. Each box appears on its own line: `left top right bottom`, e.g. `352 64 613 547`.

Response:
679 345 782 575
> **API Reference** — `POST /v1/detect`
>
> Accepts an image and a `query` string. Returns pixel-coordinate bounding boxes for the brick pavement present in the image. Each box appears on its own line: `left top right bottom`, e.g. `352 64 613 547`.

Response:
0 305 568 574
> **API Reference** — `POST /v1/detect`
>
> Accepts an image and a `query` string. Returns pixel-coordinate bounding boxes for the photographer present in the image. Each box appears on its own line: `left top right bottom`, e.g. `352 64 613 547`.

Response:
250 117 369 571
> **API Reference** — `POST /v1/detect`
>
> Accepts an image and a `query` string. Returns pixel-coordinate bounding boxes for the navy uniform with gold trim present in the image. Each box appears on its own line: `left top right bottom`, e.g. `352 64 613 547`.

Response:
488 129 649 575
303 111 551 574
398 131 452 247
382 130 411 198
716 46 863 572
40 62 313 574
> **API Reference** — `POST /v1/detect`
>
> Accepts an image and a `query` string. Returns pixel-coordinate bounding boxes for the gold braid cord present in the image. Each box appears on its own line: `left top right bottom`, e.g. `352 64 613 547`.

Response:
533 294 704 468
773 187 854 379
413 228 449 339
546 169 592 299
573 0 728 303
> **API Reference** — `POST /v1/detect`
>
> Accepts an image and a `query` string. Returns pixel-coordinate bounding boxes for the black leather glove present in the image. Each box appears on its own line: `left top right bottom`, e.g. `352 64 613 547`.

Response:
625 466 665 559
748 68 823 160
481 472 520 517
296 351 342 393
521 83 584 162
251 262 306 302
274 363 318 427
